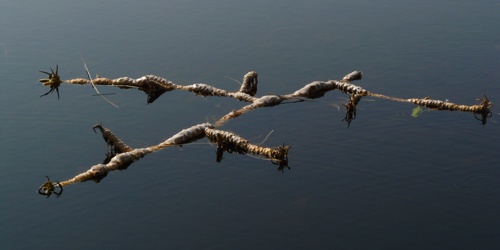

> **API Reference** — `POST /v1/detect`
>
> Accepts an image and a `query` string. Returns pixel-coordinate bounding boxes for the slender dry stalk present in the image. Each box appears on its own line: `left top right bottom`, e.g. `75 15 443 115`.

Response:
78 54 119 108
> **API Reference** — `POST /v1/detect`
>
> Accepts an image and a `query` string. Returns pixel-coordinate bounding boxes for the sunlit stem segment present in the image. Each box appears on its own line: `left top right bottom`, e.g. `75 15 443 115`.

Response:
65 72 258 103
368 93 493 113
59 123 213 186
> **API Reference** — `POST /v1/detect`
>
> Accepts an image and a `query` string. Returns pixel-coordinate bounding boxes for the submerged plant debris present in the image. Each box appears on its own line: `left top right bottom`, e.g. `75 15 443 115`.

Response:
38 67 494 197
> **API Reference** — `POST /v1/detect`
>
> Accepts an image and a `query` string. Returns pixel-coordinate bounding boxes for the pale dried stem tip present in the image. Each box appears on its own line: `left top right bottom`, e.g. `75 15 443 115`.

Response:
368 93 493 113
406 97 493 112
342 71 363 81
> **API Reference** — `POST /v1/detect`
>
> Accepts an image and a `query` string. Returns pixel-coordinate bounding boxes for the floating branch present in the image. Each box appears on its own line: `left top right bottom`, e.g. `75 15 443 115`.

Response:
38 67 494 197
38 122 289 196
39 67 492 123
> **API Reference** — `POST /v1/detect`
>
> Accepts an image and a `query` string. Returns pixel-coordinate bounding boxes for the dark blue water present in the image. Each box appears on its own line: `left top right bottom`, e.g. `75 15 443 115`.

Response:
1 0 500 249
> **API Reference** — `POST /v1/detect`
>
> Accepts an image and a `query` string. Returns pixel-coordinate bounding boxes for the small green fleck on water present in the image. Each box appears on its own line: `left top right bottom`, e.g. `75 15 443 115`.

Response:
412 106 423 117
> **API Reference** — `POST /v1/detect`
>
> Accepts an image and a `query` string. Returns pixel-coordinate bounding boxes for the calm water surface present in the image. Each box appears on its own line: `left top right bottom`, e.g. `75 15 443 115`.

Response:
1 0 500 249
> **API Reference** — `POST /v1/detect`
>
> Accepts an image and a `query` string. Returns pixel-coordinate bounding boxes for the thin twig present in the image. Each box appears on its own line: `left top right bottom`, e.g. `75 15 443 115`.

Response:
78 53 119 108
260 130 274 145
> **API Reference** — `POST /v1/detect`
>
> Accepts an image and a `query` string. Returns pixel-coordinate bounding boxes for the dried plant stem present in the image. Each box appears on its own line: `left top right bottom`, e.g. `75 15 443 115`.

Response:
66 73 258 103
56 69 491 118
151 123 213 150
59 147 153 186
59 123 213 186
204 128 290 161
55 122 290 187
38 68 494 196
368 93 492 113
